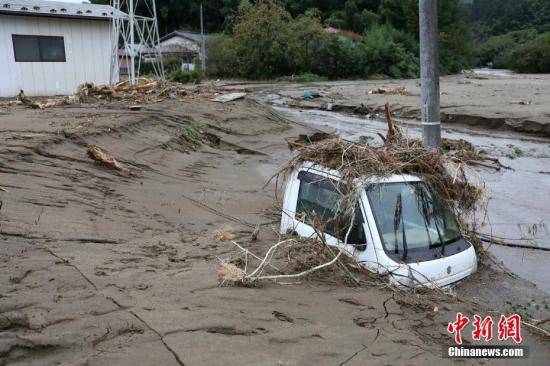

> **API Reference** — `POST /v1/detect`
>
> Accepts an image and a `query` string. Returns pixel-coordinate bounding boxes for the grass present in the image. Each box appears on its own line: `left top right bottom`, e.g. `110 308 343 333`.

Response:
505 145 524 159
276 73 328 83
180 125 203 142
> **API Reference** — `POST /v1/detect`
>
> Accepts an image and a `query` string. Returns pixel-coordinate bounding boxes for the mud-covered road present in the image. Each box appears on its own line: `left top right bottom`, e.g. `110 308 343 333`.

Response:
0 91 549 365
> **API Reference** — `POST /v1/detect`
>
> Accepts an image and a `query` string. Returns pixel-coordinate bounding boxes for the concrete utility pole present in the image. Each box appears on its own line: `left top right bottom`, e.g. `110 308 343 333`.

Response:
419 0 441 148
200 3 206 73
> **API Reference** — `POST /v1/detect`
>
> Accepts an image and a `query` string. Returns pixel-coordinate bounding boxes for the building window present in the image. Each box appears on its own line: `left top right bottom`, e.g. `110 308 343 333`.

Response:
12 35 66 62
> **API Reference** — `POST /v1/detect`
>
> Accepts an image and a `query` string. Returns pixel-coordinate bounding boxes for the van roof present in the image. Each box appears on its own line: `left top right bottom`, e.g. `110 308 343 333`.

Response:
298 161 423 184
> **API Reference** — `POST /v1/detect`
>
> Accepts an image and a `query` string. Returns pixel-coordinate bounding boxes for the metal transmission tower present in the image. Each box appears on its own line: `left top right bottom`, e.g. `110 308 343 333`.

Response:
110 0 165 85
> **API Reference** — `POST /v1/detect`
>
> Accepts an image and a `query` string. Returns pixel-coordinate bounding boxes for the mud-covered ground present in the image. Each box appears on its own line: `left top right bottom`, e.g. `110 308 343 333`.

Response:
0 85 549 365
242 71 550 136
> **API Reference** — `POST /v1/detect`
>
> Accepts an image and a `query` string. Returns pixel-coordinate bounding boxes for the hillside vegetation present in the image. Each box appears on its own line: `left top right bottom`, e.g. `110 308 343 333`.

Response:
94 0 550 77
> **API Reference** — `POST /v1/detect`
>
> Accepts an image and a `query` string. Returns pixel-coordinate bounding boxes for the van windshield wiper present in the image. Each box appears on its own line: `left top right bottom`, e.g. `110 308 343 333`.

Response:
433 212 445 255
393 193 408 261
418 186 445 255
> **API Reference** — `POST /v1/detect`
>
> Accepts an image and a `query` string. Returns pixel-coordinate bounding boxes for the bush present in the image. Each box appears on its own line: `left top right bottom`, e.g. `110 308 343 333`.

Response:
276 73 328 82
509 33 550 73
476 29 537 67
167 68 202 84
359 24 419 78
203 0 430 80
205 34 238 78
229 0 298 79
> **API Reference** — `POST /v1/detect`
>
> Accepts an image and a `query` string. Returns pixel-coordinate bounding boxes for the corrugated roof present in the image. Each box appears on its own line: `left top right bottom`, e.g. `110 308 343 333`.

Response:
160 30 209 44
0 0 127 20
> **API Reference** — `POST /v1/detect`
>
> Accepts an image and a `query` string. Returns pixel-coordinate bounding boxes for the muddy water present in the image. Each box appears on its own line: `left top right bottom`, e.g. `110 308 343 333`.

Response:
471 68 515 77
269 105 550 294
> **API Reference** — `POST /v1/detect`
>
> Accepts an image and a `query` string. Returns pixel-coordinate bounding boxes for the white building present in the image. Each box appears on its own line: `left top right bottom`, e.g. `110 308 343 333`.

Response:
0 0 126 97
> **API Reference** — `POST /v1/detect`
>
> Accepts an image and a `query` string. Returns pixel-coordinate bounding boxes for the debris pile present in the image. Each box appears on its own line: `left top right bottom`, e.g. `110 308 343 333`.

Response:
283 105 485 215
367 86 409 95
5 80 251 109
16 90 77 109
218 237 373 287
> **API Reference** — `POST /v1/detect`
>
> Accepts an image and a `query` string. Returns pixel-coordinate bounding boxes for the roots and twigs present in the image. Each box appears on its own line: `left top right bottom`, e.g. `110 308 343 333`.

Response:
279 105 486 217
17 90 42 109
441 138 512 171
214 225 236 241
86 144 129 173
75 82 116 100
16 90 74 109
367 86 409 95
217 237 376 287
522 320 550 339
475 231 550 251
11 81 250 109
251 223 260 241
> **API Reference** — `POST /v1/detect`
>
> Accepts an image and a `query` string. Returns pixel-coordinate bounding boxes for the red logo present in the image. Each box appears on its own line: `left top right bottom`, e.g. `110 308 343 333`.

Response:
447 312 470 345
498 314 522 343
447 313 522 344
472 315 494 341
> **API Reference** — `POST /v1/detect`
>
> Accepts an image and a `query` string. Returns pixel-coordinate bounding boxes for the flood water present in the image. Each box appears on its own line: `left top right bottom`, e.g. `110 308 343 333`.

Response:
470 68 516 77
269 105 550 293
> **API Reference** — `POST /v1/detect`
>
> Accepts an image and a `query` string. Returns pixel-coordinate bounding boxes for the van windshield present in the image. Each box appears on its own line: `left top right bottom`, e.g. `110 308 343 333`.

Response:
366 181 462 261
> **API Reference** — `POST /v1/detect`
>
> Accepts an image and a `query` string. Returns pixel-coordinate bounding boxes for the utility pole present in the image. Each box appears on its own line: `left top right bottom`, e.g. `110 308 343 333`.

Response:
129 0 135 84
419 0 440 148
200 3 206 73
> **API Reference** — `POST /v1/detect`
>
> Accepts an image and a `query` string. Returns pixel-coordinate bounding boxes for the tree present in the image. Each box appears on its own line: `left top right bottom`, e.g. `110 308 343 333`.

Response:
229 0 299 78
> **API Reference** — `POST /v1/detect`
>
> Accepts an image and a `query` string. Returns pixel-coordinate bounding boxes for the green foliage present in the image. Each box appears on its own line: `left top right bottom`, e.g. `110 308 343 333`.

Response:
476 29 537 67
205 0 423 80
470 0 550 37
180 125 203 142
276 73 328 82
437 0 473 73
205 34 238 77
167 68 202 84
509 33 550 73
325 1 380 33
360 24 419 78
95 0 478 79
229 0 298 78
475 30 550 73
470 0 550 73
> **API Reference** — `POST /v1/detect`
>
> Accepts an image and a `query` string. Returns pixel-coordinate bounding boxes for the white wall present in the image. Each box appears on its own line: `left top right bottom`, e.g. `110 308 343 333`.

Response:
0 14 112 97
160 36 199 52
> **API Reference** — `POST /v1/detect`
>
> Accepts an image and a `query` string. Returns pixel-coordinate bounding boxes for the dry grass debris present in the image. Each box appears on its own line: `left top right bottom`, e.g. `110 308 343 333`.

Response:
86 144 129 173
283 104 485 216
368 86 409 95
214 226 237 241
16 90 74 109
217 262 246 285
9 80 250 110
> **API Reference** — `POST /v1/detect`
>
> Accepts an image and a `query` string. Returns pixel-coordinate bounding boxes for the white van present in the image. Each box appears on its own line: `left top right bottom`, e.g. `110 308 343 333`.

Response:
280 162 477 288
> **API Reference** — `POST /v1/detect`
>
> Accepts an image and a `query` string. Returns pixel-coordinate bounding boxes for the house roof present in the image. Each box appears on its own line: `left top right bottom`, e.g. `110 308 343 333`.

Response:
0 0 127 20
159 30 209 44
325 26 364 41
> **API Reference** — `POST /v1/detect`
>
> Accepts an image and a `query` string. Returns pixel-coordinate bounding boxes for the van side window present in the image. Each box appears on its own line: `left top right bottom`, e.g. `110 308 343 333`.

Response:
296 171 366 250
